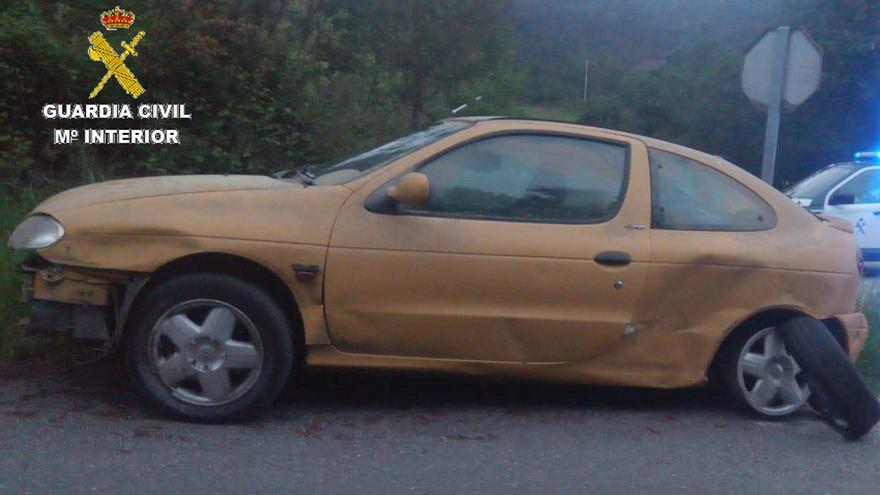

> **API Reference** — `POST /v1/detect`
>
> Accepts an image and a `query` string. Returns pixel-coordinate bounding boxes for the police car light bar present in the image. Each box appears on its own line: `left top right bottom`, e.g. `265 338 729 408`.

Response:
854 151 880 161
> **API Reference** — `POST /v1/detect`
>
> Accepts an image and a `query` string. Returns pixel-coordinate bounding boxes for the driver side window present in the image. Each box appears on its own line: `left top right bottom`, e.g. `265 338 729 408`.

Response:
400 134 628 224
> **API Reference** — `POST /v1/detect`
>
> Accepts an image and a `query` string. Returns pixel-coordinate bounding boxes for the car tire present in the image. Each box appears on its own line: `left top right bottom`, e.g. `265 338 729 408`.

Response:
718 325 811 417
778 316 880 439
124 273 294 422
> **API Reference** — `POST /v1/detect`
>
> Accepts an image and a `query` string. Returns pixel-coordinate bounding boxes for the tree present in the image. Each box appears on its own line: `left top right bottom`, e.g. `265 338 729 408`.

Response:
326 0 517 129
0 0 521 183
579 43 765 175
774 0 880 185
576 0 880 186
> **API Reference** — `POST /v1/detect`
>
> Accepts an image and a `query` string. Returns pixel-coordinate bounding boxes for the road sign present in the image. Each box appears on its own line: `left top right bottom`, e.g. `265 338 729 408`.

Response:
742 27 823 185
743 28 822 109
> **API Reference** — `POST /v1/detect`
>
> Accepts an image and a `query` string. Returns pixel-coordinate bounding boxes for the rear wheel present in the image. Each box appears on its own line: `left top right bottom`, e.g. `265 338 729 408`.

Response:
778 317 880 439
125 273 294 422
719 326 810 417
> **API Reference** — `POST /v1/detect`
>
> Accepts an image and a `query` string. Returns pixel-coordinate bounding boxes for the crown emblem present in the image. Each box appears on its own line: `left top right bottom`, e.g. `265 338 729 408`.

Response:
100 6 135 30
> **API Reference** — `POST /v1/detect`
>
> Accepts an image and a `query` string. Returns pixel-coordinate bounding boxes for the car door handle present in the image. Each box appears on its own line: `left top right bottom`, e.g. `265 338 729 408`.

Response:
873 211 880 216
594 251 631 266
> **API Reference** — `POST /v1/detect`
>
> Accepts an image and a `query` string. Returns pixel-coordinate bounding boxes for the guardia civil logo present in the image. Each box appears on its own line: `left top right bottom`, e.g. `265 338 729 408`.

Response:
87 6 146 99
43 5 189 145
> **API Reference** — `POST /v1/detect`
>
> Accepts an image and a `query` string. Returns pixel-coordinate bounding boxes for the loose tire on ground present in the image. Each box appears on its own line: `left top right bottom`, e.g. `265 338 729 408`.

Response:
124 273 294 422
778 316 880 439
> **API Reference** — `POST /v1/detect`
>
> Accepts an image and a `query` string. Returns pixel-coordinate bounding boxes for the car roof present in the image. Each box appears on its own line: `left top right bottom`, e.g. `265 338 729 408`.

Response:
818 161 880 172
445 116 726 163
844 160 880 168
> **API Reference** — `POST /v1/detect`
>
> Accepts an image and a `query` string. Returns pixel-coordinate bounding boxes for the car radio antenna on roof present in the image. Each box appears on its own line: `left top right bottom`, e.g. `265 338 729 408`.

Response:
451 95 482 115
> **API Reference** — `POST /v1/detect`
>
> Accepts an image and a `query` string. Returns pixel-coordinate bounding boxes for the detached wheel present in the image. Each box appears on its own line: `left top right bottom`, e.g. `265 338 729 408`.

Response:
125 273 294 422
719 326 811 417
778 317 880 439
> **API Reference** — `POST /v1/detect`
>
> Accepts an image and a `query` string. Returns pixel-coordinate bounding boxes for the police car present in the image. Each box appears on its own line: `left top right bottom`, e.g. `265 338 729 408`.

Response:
786 151 880 269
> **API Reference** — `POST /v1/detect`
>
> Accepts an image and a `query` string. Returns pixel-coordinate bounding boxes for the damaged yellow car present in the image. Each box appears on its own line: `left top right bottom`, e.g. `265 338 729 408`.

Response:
9 118 879 434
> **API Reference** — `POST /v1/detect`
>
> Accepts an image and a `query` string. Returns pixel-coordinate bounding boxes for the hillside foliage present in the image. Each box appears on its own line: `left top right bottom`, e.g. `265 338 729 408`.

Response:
0 0 877 187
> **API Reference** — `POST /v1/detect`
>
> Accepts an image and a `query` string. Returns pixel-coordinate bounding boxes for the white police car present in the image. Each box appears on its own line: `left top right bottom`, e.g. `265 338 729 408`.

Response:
787 151 880 269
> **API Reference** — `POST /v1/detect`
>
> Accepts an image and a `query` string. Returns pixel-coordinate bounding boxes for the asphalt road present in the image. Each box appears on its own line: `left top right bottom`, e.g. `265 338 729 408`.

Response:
0 360 877 495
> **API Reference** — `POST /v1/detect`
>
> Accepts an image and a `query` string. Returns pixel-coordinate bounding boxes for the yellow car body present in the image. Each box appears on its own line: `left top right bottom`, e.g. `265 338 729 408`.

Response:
14 118 867 413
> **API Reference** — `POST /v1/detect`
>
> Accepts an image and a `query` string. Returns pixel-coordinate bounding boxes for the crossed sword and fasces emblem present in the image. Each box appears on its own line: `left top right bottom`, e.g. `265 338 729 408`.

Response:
87 30 146 99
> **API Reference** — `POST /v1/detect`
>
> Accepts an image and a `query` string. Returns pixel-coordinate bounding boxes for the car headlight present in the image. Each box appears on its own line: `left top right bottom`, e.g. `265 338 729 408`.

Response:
7 215 65 250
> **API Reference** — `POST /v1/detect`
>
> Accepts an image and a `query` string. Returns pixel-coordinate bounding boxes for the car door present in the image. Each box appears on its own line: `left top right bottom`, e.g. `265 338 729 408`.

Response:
824 167 880 255
324 123 651 363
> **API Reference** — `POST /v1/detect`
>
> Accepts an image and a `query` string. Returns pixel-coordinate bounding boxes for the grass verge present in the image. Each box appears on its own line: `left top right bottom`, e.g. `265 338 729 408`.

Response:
0 183 63 360
856 279 880 392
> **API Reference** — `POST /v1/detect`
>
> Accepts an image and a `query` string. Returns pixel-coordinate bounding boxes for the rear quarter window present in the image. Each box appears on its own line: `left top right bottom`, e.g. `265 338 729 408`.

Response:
649 149 777 231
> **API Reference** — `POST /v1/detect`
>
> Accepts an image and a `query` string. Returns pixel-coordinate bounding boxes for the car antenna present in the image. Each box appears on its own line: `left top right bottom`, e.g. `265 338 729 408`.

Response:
450 95 482 115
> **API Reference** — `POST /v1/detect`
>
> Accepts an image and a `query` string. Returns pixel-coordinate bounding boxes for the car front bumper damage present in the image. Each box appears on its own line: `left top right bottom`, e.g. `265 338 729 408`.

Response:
17 260 127 342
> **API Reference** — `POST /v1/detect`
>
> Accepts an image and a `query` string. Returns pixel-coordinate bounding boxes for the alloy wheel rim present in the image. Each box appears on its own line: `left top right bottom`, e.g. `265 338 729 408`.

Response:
737 327 810 416
148 299 263 406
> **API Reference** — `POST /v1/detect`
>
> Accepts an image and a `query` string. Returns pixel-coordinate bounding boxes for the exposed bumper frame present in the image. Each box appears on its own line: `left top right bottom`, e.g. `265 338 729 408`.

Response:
26 300 110 341
17 259 135 343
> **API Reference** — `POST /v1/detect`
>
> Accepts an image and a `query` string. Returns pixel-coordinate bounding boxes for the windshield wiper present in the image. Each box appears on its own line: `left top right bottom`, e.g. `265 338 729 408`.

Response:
295 167 315 186
273 165 314 186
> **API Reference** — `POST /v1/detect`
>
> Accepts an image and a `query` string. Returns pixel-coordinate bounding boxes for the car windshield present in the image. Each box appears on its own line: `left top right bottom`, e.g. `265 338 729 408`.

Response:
784 163 857 208
309 121 471 185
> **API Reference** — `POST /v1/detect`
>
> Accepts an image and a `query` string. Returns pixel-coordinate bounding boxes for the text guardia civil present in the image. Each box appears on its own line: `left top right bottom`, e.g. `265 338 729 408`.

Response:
43 104 191 145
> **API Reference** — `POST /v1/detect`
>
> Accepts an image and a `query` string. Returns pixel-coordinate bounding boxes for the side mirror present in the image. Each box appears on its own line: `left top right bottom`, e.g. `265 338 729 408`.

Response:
388 173 430 207
829 193 855 206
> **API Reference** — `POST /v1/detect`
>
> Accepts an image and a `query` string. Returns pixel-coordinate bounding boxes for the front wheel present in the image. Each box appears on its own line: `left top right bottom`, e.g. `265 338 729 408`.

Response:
124 273 294 422
718 326 811 417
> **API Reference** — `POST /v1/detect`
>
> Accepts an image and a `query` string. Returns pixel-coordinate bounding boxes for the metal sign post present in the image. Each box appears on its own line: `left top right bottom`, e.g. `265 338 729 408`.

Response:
742 27 823 186
759 27 790 185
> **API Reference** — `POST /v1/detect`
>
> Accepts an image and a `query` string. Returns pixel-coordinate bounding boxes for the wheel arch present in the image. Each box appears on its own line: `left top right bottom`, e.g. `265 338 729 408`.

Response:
123 252 305 361
709 306 849 373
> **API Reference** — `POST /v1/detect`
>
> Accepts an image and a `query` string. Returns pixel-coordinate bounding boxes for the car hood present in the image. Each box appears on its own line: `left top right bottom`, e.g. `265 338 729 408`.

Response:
37 175 289 212
31 175 356 272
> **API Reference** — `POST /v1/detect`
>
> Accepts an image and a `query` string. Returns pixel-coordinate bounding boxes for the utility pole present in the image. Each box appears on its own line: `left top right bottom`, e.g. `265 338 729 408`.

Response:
583 59 589 103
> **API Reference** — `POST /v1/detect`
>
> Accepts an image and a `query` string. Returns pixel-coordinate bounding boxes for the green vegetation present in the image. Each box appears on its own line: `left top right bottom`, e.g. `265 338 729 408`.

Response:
857 281 880 391
0 185 45 360
0 1 518 182
512 0 879 187
1 1 876 186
